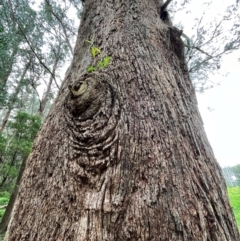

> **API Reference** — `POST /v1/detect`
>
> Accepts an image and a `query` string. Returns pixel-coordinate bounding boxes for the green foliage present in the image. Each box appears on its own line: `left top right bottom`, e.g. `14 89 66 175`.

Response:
90 46 101 58
0 191 10 222
8 112 41 142
0 112 41 191
86 39 111 73
0 192 10 201
97 56 111 69
228 187 240 230
87 66 96 73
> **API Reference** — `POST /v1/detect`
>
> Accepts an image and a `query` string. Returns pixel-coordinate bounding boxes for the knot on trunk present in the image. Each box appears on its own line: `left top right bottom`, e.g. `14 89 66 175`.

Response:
64 73 121 179
66 73 105 119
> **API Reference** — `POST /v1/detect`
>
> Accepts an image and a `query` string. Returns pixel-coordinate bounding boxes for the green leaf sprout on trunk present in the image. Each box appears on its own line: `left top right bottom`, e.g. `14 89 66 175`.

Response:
85 38 111 73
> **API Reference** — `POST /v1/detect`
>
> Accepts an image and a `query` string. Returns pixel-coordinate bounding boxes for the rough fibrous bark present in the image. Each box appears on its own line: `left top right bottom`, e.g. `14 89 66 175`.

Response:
5 0 240 240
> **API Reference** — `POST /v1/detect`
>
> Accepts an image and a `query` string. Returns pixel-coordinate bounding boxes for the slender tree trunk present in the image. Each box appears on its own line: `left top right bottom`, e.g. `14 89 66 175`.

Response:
1 47 18 91
45 0 74 55
5 1 240 240
0 157 27 233
0 109 11 132
0 59 31 132
0 151 18 189
38 45 60 116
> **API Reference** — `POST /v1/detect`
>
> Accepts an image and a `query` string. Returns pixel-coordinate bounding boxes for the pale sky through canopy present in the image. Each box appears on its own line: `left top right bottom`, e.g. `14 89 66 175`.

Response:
197 51 240 167
174 0 240 167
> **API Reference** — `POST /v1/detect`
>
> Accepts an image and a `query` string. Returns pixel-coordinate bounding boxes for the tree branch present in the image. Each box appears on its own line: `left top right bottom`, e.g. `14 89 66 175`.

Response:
6 0 60 90
161 0 173 12
44 0 74 55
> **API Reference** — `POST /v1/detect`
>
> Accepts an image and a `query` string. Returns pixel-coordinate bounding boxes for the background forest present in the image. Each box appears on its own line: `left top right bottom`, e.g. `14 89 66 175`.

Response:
0 0 239 237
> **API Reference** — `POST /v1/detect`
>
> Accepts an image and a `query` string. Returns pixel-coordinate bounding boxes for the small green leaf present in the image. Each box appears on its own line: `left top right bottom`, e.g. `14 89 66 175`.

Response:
85 40 92 44
97 56 111 68
95 47 101 54
91 47 95 58
103 56 111 66
87 66 95 72
97 61 104 68
91 46 101 58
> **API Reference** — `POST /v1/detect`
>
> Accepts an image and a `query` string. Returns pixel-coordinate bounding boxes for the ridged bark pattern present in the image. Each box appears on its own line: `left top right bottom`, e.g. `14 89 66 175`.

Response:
5 0 240 240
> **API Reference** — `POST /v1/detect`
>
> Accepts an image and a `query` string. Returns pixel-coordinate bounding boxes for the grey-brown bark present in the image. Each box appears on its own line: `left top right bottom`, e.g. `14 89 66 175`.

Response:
5 0 240 240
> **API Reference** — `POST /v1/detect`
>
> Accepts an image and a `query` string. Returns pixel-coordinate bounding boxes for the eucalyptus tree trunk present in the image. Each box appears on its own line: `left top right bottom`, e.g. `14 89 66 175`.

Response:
38 45 60 116
5 0 240 240
0 59 31 132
